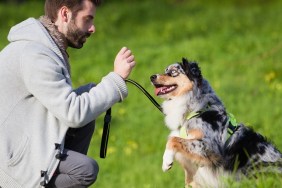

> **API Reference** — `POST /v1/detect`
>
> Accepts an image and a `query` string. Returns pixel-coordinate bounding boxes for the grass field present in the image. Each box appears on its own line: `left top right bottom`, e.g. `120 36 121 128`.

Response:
1 0 282 187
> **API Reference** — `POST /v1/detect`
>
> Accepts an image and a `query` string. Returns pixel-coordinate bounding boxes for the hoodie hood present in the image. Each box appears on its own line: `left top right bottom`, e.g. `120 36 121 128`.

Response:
8 18 55 50
8 17 70 75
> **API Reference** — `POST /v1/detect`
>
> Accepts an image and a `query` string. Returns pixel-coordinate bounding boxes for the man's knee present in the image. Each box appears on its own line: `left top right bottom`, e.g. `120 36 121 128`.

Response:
82 158 99 186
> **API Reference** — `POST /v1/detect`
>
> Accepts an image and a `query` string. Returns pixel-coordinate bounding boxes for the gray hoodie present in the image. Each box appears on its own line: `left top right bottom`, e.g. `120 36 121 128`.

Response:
0 18 127 187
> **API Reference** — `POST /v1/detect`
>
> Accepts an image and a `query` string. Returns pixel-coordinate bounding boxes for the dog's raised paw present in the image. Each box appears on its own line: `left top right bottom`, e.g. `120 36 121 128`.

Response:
162 149 174 171
162 161 173 171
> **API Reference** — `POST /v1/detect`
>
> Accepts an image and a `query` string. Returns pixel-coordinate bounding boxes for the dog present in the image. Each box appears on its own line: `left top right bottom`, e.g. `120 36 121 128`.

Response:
150 58 282 187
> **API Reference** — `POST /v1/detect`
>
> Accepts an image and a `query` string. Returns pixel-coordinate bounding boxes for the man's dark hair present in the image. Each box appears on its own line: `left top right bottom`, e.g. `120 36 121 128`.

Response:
45 0 102 22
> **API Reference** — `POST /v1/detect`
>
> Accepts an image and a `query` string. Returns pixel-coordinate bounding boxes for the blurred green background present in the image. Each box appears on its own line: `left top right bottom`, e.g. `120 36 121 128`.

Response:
1 0 282 187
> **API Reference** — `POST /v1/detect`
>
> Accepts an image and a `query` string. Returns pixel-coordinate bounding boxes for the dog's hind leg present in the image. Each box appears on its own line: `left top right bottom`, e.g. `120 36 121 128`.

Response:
176 153 198 186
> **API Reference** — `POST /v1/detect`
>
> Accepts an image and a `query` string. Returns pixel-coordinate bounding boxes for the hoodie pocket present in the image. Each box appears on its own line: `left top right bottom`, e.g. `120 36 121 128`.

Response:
7 135 29 167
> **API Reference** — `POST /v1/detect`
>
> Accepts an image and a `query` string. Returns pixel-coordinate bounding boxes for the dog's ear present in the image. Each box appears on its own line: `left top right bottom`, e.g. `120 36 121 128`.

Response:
181 58 203 87
181 58 189 69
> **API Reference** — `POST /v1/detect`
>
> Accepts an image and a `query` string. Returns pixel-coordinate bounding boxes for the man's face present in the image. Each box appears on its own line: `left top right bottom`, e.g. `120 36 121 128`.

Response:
66 0 96 49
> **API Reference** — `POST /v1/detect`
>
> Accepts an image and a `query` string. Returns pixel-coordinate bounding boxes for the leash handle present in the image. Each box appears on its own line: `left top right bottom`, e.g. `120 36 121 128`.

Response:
100 108 111 158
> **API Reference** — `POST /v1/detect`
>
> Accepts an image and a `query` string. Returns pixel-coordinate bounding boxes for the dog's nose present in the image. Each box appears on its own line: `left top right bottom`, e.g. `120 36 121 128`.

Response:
150 75 157 81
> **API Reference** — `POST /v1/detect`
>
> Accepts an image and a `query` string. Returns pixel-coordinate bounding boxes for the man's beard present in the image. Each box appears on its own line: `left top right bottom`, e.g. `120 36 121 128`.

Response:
66 19 91 49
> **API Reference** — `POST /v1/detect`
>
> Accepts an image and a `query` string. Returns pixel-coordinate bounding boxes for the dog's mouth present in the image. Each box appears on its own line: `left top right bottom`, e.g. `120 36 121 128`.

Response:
154 84 177 96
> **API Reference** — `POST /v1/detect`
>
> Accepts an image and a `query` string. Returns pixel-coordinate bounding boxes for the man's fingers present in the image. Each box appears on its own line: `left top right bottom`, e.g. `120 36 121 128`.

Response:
118 47 128 56
123 49 132 59
129 61 136 68
127 55 135 63
113 47 136 79
120 47 133 58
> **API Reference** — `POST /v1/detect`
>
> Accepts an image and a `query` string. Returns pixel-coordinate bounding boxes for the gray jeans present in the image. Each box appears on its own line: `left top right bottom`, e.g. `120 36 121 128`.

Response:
47 122 99 188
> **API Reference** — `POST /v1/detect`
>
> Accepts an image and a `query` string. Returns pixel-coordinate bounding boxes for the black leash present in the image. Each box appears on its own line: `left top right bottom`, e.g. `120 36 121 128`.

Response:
125 79 163 112
100 108 112 158
100 79 162 158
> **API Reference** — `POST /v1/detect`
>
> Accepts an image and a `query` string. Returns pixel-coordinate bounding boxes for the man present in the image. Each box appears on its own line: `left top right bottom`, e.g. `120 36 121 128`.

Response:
0 0 135 187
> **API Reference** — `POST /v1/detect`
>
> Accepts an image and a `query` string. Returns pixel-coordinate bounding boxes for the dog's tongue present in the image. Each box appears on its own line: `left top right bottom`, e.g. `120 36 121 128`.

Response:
154 88 161 96
154 86 167 96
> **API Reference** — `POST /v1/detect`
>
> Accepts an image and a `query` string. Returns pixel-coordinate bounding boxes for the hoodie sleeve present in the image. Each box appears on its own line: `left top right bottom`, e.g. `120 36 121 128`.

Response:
20 42 128 128
74 83 96 95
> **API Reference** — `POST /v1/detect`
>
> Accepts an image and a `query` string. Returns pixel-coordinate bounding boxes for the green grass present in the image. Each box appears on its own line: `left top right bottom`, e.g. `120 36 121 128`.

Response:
1 0 282 187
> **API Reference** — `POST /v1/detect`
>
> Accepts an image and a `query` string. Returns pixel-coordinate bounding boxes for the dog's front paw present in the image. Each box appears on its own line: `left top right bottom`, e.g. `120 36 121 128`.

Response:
162 149 174 172
162 160 173 172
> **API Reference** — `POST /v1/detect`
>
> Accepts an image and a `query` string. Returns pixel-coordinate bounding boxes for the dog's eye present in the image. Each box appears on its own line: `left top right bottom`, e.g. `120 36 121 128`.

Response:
170 70 179 77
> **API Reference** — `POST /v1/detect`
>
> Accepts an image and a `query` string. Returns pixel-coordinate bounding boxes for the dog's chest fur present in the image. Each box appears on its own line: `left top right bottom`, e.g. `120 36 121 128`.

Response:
162 96 188 132
162 93 208 128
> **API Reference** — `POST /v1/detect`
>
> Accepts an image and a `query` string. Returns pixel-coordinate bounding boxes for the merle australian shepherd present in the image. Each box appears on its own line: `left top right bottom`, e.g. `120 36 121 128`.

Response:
150 58 282 187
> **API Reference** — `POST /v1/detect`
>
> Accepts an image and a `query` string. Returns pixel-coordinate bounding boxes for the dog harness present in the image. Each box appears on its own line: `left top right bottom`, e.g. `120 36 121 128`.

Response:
180 106 238 139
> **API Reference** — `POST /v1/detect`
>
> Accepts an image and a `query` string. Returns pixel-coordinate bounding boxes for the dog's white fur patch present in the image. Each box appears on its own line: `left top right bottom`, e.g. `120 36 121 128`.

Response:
193 166 228 188
162 95 188 131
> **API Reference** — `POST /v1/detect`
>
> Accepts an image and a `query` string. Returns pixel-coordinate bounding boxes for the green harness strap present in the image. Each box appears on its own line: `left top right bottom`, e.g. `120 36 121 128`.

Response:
180 111 200 138
179 108 238 139
227 112 238 135
179 105 210 139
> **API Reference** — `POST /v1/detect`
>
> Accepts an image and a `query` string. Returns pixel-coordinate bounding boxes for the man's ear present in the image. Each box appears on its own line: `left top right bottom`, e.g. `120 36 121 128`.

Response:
55 6 72 34
59 6 72 23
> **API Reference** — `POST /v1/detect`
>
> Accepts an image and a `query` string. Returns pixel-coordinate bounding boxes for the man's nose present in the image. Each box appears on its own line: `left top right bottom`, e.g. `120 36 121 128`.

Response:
89 24 95 33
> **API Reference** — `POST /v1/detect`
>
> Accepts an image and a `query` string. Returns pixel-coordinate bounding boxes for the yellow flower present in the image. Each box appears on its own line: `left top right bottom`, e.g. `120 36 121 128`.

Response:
264 71 276 83
124 147 132 156
118 108 126 116
127 140 138 150
107 146 116 155
123 140 139 156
